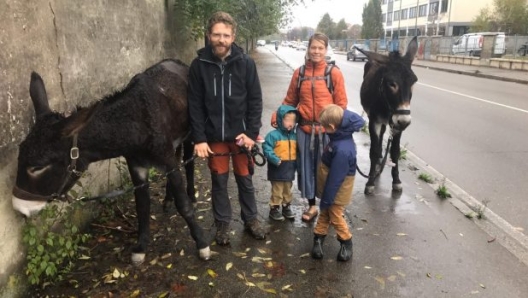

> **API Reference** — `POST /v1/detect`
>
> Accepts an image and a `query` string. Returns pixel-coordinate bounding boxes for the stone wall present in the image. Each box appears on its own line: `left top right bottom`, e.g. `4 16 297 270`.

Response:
0 0 200 295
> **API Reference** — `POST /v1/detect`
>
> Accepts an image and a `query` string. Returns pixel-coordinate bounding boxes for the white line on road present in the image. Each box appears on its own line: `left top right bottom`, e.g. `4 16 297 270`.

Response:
418 82 528 114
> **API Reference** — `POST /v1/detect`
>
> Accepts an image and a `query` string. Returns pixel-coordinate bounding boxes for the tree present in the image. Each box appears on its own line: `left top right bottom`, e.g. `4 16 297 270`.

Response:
316 13 337 39
471 0 528 34
172 0 312 45
347 24 362 39
335 19 349 40
361 0 384 39
471 6 496 32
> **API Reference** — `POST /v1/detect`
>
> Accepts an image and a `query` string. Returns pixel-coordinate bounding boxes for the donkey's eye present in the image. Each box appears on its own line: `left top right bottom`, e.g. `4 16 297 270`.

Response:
27 165 49 176
388 81 399 93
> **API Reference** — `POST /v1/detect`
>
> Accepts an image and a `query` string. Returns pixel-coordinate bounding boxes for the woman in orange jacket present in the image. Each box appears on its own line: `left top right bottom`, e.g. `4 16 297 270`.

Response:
280 33 348 221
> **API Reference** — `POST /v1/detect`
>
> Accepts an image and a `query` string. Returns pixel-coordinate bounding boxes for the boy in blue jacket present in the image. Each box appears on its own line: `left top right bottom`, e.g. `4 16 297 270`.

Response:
263 105 298 221
311 104 365 262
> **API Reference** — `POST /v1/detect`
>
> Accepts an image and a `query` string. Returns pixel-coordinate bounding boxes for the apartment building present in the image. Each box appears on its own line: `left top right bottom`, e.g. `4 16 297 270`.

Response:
381 0 494 37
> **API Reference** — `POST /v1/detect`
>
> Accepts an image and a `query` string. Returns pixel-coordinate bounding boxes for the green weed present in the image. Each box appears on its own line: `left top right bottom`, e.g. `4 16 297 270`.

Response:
418 173 433 183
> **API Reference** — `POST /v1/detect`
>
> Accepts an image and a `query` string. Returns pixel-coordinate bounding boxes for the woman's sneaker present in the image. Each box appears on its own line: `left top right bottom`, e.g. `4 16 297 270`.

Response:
282 204 295 219
269 206 285 221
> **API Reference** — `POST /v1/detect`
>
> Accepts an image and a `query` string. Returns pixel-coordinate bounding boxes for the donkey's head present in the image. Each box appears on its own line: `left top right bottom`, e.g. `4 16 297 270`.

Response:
12 72 98 216
358 37 418 131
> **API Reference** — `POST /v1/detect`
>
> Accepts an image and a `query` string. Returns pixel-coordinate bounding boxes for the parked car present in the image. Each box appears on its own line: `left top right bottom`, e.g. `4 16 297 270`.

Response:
518 42 528 56
451 32 505 57
325 45 336 64
347 44 368 61
257 40 266 47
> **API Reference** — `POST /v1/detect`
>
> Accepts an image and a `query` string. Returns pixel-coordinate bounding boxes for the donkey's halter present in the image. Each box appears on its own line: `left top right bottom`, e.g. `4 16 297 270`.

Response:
12 134 82 203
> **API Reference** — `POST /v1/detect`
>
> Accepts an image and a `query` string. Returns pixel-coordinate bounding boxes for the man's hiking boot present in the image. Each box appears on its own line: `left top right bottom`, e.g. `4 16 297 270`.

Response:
282 204 295 219
215 221 230 246
269 206 285 221
245 219 266 240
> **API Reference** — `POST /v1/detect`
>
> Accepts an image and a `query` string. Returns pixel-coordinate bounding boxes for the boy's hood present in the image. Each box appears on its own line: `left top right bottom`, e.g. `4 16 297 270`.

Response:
331 110 363 140
276 105 298 131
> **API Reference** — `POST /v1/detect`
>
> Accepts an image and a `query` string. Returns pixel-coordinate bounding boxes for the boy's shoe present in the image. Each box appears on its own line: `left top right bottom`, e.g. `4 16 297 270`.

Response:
256 135 265 144
281 204 295 219
245 219 266 240
215 221 230 246
269 206 285 221
337 238 353 262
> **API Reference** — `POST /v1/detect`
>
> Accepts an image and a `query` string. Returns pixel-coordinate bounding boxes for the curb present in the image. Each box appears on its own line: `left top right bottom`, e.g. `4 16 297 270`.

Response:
412 63 528 85
404 148 528 266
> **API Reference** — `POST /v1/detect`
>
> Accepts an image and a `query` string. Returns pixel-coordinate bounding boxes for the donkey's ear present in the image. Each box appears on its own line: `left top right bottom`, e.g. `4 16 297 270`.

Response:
61 103 101 138
361 49 390 65
404 36 418 63
29 72 51 116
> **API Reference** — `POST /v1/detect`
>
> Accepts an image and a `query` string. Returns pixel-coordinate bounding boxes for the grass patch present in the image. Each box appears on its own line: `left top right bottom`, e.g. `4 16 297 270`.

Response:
435 179 451 199
418 173 433 183
399 146 408 160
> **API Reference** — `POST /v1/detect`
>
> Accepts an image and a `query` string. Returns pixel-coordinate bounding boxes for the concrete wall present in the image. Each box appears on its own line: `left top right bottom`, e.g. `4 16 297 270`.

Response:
0 0 200 294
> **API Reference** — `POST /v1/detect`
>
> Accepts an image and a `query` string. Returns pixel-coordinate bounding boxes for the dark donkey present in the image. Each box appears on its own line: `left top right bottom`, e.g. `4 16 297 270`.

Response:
12 59 211 264
356 37 418 195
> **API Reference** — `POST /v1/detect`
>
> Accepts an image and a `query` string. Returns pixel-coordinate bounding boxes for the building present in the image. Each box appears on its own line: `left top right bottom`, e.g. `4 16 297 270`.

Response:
381 0 494 37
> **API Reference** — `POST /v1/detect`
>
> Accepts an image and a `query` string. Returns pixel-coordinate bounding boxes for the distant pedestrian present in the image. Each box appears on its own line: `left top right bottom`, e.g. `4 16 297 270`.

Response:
311 104 365 262
262 105 298 221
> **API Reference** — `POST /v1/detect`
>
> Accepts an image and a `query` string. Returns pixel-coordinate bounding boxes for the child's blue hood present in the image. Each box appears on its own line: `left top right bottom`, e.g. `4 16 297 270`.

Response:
329 110 365 140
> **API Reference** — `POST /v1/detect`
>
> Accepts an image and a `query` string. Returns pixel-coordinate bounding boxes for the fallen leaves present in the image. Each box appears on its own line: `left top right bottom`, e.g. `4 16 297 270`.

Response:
225 262 233 271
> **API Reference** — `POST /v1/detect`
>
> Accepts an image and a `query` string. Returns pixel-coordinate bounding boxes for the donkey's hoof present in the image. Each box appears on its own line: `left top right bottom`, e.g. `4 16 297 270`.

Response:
364 185 375 195
199 246 211 260
392 183 403 192
131 252 146 266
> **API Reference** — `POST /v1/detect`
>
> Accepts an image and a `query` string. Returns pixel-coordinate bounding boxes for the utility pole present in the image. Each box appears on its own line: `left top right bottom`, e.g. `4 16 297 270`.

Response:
414 0 419 35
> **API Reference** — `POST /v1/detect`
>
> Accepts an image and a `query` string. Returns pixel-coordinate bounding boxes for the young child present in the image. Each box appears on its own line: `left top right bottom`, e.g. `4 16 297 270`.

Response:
311 104 365 262
263 105 298 221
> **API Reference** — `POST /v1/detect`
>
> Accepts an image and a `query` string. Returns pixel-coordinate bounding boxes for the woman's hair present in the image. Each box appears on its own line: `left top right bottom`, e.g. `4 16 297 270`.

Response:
207 11 237 35
319 104 344 128
308 32 329 48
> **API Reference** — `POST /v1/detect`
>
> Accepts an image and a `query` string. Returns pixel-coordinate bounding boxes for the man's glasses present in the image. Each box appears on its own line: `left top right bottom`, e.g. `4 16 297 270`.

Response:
210 33 232 40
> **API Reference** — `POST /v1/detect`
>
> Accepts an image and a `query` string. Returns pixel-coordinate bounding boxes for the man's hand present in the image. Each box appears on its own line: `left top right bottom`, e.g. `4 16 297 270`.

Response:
235 133 255 151
194 142 213 158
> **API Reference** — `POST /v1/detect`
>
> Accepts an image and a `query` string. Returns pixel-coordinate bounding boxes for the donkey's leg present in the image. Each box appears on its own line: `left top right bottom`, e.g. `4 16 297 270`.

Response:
166 169 210 260
126 160 151 266
183 139 196 202
366 121 384 194
390 131 403 192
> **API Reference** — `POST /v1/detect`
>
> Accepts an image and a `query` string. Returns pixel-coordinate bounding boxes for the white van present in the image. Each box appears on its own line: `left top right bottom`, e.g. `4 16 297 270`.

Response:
451 32 505 57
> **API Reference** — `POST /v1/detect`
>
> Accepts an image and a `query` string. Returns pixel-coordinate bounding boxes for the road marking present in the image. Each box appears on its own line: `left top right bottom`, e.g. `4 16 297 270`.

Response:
419 82 528 114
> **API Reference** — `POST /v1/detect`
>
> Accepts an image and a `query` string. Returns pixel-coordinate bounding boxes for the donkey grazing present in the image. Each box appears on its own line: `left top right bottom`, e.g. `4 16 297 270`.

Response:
356 37 418 195
12 59 210 264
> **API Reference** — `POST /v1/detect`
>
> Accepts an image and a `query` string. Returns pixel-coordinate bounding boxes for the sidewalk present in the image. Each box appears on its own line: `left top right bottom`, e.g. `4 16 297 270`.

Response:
251 47 528 297
412 59 528 85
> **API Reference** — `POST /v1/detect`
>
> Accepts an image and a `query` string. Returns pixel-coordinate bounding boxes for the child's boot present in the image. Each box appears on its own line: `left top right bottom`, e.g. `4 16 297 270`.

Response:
311 234 326 259
337 238 353 262
281 203 295 219
269 205 285 221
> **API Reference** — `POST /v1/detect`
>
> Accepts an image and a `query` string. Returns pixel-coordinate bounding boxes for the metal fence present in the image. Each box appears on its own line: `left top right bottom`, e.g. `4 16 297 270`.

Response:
331 35 528 59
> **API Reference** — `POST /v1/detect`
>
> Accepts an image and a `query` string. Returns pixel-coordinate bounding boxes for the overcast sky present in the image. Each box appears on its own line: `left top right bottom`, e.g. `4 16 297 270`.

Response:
291 0 370 28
